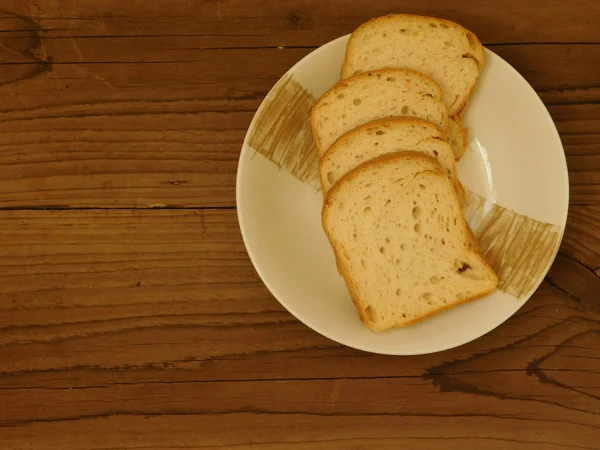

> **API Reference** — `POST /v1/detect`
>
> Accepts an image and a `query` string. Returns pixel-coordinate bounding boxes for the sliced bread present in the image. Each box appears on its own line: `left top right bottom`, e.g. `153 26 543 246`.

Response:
341 14 485 116
322 152 498 331
448 115 468 160
319 117 462 197
311 68 447 157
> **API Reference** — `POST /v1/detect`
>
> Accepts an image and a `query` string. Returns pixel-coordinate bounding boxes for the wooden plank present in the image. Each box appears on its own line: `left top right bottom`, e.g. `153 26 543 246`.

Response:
561 206 600 271
552 104 600 206
0 208 596 375
0 45 597 111
491 45 600 97
0 0 598 45
1 3 598 449
0 45 598 208
1 414 598 450
0 209 598 448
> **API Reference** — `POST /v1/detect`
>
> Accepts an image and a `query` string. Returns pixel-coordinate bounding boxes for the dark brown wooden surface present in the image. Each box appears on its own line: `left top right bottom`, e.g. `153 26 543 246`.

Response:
0 1 599 449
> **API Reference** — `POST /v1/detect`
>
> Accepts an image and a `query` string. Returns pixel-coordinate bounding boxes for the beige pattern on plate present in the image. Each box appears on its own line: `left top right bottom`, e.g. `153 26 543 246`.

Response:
248 75 561 300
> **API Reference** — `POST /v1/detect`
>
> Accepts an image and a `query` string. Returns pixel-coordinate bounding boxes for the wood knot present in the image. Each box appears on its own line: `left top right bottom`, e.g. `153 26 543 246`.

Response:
287 12 311 27
0 11 53 86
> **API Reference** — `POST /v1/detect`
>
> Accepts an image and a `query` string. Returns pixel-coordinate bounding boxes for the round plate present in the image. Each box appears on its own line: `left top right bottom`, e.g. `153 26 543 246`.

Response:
237 35 569 355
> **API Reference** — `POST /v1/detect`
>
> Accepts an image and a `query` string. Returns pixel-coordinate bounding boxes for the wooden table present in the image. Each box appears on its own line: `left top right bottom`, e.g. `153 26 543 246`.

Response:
0 1 599 448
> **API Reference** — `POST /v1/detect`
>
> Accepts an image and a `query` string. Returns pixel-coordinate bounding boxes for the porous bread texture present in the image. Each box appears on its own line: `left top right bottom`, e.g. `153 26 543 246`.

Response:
319 117 463 197
322 152 498 331
341 14 485 116
311 68 447 157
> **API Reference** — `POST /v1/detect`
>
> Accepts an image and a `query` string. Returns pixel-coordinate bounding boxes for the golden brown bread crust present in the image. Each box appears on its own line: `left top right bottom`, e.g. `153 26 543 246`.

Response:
456 102 469 119
322 151 443 211
449 36 485 115
343 14 485 71
319 116 466 199
400 269 497 327
311 68 447 157
341 14 485 115
449 114 469 161
318 116 445 192
321 152 498 332
339 224 495 331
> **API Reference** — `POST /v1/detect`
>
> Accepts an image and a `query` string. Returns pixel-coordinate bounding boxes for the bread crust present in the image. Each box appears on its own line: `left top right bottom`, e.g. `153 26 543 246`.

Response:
323 151 443 212
318 116 465 201
322 152 498 331
311 68 447 156
341 14 485 115
318 116 444 191
449 114 469 161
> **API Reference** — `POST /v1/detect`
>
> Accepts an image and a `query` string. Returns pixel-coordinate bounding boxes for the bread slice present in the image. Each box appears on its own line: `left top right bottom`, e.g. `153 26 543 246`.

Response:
311 68 447 157
319 117 462 198
322 152 498 331
341 14 485 116
448 115 468 160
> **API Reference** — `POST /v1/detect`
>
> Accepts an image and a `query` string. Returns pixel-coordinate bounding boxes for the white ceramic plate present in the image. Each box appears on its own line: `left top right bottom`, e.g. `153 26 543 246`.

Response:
237 35 569 355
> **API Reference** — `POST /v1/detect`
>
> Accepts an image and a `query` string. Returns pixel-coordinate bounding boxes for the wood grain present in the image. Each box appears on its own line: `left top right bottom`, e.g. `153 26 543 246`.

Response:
0 209 598 449
1 0 599 45
562 206 600 270
1 1 599 448
0 43 598 207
